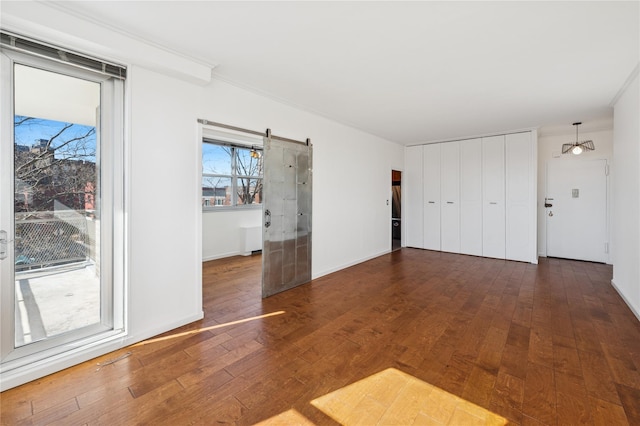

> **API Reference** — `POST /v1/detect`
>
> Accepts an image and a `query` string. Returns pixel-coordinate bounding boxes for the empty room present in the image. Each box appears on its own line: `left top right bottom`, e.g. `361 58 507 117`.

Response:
1 1 639 425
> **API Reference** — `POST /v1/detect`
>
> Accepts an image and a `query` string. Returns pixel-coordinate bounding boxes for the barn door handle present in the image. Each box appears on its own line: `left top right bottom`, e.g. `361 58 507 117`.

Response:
264 209 271 228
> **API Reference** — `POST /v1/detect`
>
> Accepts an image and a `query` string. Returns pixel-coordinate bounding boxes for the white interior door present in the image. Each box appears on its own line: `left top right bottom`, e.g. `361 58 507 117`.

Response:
423 144 441 251
482 135 506 259
440 141 460 253
460 138 483 256
546 159 607 262
404 146 423 248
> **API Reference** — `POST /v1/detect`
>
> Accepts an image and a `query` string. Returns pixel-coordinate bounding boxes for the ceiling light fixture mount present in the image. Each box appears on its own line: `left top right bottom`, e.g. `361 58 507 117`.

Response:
562 122 595 155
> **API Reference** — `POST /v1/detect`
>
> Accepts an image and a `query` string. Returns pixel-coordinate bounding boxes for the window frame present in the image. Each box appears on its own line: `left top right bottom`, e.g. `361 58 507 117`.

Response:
202 138 263 211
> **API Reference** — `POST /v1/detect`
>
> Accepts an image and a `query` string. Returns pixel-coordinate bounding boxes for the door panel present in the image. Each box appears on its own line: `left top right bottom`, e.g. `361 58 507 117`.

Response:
506 132 532 262
262 136 312 298
423 144 441 251
404 146 423 248
546 160 607 262
482 135 505 259
440 141 460 253
460 138 483 256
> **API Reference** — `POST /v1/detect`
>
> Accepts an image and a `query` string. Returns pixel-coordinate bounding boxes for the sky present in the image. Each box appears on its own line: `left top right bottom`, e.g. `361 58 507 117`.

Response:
14 115 96 162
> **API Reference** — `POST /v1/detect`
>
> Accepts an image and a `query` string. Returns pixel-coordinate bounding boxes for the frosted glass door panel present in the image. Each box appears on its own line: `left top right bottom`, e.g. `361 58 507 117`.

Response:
423 144 441 251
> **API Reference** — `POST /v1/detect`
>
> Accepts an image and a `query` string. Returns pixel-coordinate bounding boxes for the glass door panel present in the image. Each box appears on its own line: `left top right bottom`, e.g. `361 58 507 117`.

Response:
13 64 102 347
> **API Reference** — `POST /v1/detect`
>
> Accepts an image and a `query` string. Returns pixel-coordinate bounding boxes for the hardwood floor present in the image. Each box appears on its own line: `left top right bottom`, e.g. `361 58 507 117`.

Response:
2 249 640 425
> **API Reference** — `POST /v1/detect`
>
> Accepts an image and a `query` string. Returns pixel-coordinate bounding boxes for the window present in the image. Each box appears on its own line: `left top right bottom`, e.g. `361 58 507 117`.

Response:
202 139 263 208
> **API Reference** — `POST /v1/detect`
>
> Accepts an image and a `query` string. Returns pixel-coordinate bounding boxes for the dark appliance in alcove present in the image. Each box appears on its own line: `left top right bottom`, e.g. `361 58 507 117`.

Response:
392 170 401 250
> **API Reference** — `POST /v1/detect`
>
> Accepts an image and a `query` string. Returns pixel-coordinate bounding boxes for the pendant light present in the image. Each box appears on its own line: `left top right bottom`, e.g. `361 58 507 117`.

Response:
562 122 595 155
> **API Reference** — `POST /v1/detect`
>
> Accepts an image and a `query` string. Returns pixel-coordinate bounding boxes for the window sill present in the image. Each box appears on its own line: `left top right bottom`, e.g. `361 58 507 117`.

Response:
203 205 262 213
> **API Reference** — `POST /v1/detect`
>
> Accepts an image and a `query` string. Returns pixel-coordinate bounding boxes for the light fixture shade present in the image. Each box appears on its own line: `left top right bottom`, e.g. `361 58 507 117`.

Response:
562 122 595 155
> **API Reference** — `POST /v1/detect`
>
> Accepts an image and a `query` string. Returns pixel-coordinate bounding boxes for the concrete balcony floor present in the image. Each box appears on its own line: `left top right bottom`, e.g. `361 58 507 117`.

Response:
15 263 100 347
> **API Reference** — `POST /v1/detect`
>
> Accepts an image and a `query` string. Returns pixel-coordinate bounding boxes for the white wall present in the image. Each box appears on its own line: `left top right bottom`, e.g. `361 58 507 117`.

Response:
612 70 640 318
536 123 614 260
1 1 403 389
126 66 205 343
198 79 404 276
202 210 262 261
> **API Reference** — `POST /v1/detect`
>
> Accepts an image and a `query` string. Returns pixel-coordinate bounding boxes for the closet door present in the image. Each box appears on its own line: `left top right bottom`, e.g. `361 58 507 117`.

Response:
423 143 441 251
460 138 483 256
440 141 460 253
482 135 505 259
404 145 424 248
506 132 532 262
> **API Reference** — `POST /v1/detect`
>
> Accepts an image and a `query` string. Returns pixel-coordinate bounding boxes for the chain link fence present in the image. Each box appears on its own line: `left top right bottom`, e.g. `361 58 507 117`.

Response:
15 212 94 271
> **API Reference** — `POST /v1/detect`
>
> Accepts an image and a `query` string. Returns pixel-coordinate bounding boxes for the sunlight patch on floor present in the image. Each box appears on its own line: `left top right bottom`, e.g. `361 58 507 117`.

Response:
132 311 286 346
255 409 314 425
310 368 508 425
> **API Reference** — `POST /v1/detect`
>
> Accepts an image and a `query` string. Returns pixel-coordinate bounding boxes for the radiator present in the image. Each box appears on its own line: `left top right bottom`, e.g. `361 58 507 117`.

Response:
241 226 262 255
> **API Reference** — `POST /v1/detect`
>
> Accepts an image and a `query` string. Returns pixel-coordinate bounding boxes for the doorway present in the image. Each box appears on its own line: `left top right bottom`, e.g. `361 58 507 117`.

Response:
392 170 401 251
545 159 608 263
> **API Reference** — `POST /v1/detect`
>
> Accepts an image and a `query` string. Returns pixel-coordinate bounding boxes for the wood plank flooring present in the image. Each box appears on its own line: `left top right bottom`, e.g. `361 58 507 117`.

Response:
2 249 640 425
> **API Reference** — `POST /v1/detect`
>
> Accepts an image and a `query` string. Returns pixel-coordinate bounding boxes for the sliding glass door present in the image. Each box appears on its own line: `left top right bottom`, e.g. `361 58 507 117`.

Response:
1 41 124 368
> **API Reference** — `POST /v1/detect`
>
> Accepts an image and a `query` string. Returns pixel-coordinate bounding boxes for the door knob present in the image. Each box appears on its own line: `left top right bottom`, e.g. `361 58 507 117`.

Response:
548 211 553 217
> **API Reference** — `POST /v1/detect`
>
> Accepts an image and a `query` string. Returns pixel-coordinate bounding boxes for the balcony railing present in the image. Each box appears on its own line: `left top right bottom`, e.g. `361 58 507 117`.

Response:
14 211 95 272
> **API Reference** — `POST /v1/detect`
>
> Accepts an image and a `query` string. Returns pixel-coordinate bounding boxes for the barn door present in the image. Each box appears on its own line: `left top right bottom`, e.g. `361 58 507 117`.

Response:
261 133 312 297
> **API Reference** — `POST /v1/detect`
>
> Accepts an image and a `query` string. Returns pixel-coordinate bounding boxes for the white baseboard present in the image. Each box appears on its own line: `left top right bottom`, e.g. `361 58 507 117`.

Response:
202 251 241 262
611 279 640 322
312 249 390 280
123 311 205 347
0 334 126 391
0 310 204 392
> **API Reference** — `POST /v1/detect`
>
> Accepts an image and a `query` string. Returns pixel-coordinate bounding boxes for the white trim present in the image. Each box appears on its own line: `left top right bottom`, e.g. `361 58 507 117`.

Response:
1 4 213 84
610 63 640 107
0 331 127 391
312 249 390 280
122 311 204 349
406 128 539 147
0 309 204 391
611 279 640 322
202 251 245 262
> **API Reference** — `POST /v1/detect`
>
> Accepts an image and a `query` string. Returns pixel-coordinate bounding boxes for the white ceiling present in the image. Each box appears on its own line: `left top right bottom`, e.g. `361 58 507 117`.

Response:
47 1 639 144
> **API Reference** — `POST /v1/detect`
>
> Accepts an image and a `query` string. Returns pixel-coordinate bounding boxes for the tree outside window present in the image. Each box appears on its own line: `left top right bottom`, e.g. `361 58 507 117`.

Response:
202 140 262 208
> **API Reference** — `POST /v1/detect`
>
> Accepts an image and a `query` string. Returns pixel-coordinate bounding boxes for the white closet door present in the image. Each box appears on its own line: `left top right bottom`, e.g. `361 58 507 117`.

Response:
440 141 460 253
423 143 441 251
460 138 483 256
482 135 505 259
404 145 424 248
506 132 532 262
